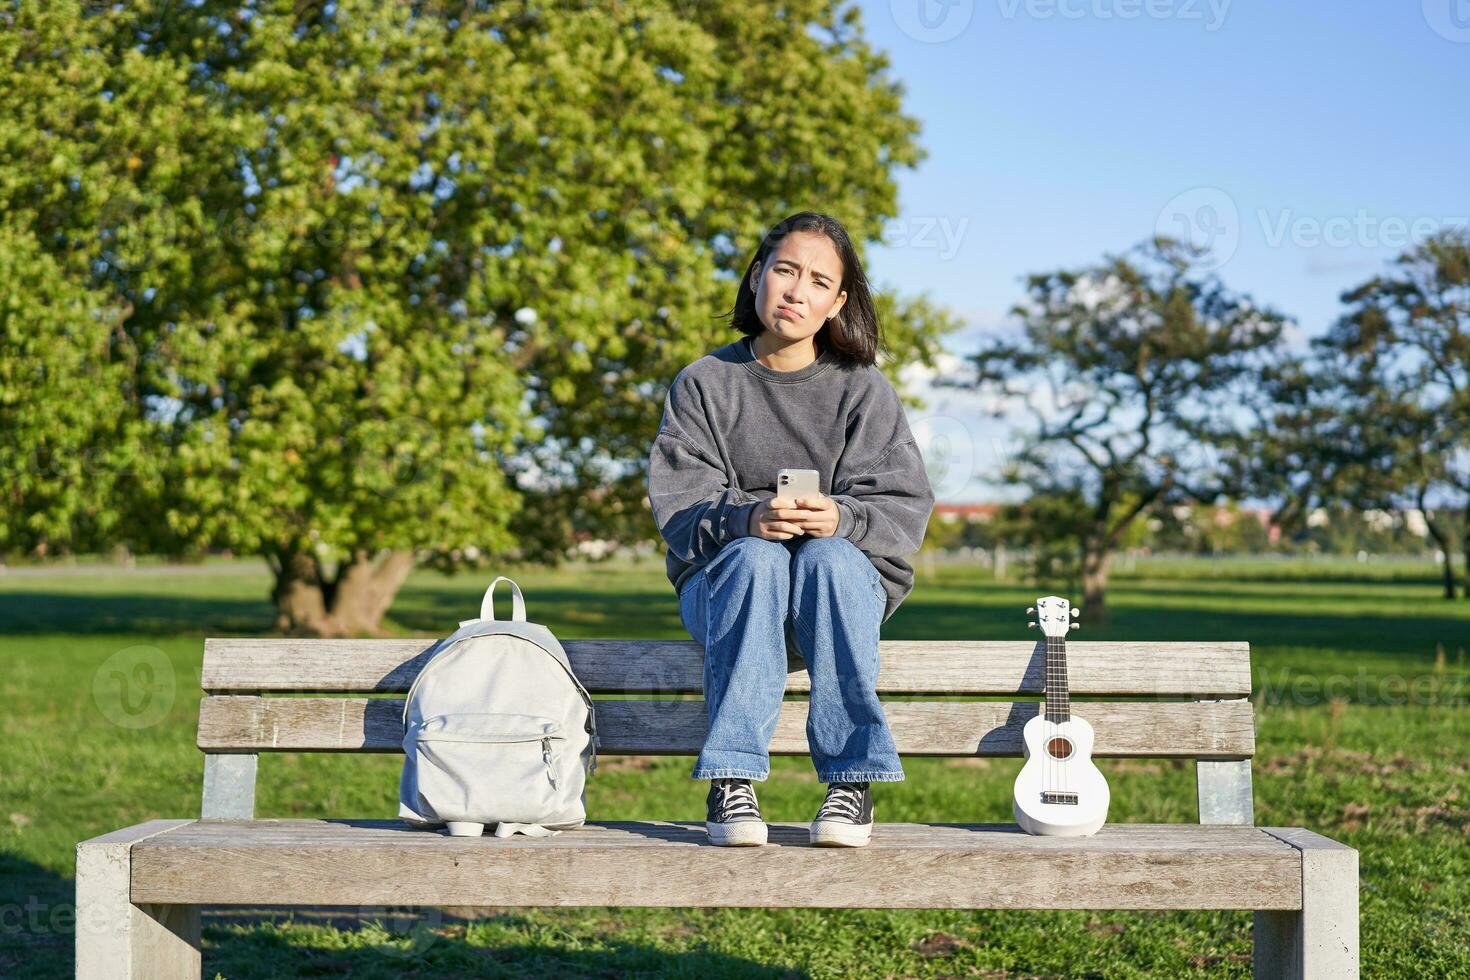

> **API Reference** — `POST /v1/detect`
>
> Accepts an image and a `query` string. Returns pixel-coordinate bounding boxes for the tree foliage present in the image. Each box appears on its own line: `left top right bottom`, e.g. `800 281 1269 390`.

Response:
938 237 1291 623
1250 229 1470 597
1 1 953 633
0 4 168 556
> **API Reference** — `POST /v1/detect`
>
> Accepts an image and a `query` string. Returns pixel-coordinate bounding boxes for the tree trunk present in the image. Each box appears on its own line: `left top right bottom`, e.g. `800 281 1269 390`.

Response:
1420 513 1457 600
331 548 418 633
1462 520 1469 601
267 547 417 636
1080 543 1111 627
269 549 339 635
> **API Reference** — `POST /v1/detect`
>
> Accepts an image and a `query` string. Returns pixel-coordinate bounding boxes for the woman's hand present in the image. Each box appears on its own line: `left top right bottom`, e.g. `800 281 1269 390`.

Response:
791 495 840 537
747 495 840 539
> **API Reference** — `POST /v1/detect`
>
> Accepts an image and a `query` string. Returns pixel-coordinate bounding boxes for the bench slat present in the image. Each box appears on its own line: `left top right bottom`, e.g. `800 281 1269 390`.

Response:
129 818 1301 910
201 638 1252 696
197 695 1255 758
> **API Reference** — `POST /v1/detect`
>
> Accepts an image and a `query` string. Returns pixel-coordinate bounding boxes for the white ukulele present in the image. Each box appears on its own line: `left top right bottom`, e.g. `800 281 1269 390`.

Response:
1012 596 1110 837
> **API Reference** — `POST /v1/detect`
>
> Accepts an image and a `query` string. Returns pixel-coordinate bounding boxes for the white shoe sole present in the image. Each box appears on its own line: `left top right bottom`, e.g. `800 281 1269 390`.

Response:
810 819 873 847
706 820 768 846
445 821 484 837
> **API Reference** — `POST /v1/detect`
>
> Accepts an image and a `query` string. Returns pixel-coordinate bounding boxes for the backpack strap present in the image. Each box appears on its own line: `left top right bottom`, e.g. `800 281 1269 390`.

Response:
479 576 527 622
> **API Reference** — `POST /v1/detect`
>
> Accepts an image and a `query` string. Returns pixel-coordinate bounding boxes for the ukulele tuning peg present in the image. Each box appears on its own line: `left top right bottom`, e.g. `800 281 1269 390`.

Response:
1069 622 1079 630
1027 621 1037 629
1026 606 1035 615
1070 607 1080 619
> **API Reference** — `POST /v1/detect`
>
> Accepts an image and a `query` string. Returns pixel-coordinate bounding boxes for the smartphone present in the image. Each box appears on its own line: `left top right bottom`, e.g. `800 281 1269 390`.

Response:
776 468 822 503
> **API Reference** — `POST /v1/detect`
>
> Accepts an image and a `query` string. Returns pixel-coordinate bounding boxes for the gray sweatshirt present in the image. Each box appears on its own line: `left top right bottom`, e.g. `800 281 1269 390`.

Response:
646 336 936 624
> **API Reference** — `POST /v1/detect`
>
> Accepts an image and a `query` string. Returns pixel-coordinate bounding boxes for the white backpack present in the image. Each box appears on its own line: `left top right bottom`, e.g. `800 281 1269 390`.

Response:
397 576 599 837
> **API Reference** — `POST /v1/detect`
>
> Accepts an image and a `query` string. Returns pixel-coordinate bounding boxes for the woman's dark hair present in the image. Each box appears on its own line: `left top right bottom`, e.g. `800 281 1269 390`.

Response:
725 211 881 368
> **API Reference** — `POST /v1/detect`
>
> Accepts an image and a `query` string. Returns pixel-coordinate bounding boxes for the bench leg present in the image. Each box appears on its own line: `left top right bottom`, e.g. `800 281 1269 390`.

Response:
1254 828 1359 980
1197 758 1254 825
76 820 200 980
201 752 257 819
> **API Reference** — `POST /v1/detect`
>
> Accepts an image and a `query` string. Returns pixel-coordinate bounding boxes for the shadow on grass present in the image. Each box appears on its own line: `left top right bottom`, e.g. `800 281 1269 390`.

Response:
5 577 1464 671
886 596 1469 659
1114 581 1463 602
0 854 75 980
0 592 274 638
1111 566 1454 586
389 583 683 638
202 907 804 980
0 585 684 640
0 849 801 980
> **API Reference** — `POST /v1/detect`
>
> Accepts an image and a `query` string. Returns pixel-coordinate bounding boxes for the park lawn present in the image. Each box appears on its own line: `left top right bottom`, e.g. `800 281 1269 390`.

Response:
1 556 1467 979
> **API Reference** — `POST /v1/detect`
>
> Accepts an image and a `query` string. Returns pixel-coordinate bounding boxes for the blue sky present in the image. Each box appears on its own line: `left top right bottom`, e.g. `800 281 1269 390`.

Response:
853 1 1470 500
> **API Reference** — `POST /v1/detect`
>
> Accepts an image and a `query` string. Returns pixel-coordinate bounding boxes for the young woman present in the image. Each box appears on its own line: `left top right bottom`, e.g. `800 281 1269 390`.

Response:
647 211 935 848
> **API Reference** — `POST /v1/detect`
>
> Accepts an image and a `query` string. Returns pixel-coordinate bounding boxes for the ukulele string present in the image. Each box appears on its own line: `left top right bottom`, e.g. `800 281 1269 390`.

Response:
1046 637 1053 797
1041 710 1048 797
1057 635 1064 797
1048 634 1056 797
1058 634 1066 799
1058 634 1067 799
1042 641 1049 797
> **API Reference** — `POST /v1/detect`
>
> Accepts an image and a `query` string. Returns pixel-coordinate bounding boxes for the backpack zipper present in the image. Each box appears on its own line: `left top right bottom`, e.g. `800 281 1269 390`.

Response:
542 736 558 789
402 625 600 776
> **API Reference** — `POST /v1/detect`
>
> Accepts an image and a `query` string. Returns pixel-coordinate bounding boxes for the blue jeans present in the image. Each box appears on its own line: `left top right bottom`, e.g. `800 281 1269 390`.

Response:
678 534 905 784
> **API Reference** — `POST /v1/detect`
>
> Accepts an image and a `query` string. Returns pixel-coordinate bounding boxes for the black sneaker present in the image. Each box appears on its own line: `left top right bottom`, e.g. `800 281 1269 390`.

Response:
705 777 767 846
810 780 873 846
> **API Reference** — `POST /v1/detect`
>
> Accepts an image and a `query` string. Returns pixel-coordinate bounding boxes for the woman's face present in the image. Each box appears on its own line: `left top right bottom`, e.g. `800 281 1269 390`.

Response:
748 231 848 344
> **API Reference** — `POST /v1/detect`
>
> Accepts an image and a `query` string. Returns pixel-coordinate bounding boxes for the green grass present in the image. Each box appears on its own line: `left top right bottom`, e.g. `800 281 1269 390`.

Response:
2 555 1468 978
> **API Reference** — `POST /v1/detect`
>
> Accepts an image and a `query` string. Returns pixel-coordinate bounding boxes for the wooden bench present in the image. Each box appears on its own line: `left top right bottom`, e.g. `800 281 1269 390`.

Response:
77 636 1358 979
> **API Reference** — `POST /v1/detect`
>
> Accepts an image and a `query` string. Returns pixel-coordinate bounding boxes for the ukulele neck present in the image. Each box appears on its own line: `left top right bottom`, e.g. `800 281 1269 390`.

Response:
1044 634 1071 723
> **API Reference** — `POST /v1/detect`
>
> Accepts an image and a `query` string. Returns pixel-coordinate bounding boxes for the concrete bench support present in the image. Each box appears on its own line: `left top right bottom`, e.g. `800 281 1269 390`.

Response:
75 820 200 980
1254 827 1360 979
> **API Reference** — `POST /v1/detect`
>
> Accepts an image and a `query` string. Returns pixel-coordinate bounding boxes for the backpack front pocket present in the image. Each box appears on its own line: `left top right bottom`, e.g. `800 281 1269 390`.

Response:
406 712 564 824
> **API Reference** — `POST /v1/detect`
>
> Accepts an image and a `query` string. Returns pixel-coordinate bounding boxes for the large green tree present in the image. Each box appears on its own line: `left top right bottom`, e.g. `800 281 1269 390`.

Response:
937 238 1291 625
0 4 179 558
1193 231 1469 599
1331 230 1470 597
1231 342 1464 595
2 1 953 634
1270 231 1470 597
0 227 141 557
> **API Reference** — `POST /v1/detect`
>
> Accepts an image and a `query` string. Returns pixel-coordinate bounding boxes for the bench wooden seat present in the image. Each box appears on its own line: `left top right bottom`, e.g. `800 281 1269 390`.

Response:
126 818 1308 910
77 636 1359 979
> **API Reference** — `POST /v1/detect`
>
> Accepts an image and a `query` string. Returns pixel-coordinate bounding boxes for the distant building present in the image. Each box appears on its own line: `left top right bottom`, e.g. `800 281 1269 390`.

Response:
934 503 1002 523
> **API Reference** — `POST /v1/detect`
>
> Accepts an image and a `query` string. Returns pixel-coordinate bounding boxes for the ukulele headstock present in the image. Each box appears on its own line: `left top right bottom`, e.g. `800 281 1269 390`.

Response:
1027 596 1080 638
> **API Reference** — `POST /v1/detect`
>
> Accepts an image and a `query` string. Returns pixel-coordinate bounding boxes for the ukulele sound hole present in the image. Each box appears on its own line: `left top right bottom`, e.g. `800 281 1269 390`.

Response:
1045 736 1073 760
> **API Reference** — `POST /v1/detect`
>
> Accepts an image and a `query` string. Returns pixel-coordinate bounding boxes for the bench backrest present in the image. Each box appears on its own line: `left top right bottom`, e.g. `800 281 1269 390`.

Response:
197 638 1256 826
